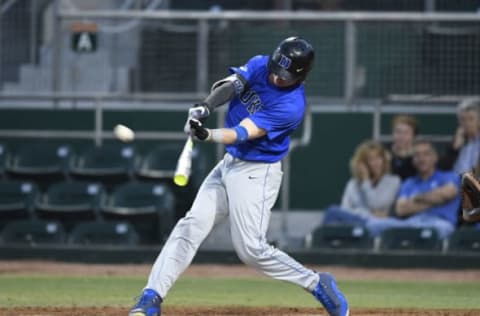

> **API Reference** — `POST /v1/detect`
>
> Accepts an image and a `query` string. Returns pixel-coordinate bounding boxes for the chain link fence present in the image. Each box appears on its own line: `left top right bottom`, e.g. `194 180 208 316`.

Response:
1 5 480 103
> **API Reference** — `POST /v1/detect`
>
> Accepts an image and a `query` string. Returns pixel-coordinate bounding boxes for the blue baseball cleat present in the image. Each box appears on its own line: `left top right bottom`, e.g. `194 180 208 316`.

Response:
312 272 349 316
129 288 162 316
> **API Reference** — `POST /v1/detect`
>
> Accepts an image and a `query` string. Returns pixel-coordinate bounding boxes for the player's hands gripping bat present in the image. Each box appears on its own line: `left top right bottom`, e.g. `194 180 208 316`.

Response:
189 119 211 141
175 103 211 187
461 170 480 222
183 103 210 134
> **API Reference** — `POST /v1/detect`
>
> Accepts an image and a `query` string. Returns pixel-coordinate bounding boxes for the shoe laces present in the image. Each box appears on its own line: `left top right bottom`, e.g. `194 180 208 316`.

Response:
315 280 336 310
133 292 160 308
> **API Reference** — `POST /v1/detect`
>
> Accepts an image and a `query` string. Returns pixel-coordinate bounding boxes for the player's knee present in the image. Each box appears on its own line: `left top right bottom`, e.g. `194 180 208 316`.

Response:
174 211 213 244
233 241 270 267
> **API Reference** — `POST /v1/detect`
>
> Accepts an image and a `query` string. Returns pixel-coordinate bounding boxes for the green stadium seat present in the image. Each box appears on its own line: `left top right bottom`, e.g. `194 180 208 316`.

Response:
6 143 72 189
0 180 37 229
136 143 209 220
379 227 441 252
1 220 66 245
306 224 373 250
69 143 137 189
136 143 183 180
68 221 139 246
35 181 105 230
448 228 480 253
101 181 175 243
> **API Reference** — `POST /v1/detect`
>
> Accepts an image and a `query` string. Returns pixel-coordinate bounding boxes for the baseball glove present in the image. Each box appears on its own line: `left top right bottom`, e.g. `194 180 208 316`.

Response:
461 171 480 222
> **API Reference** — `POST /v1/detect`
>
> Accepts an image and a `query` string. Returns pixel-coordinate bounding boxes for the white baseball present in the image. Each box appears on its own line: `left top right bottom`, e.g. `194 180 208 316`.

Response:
114 124 135 142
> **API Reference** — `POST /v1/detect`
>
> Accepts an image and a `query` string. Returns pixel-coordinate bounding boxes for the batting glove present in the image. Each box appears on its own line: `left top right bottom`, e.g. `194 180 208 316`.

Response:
189 118 211 141
183 103 210 134
189 103 211 120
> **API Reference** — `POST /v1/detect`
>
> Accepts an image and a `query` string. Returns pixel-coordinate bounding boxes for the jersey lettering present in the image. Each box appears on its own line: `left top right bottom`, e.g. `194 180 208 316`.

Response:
240 89 263 114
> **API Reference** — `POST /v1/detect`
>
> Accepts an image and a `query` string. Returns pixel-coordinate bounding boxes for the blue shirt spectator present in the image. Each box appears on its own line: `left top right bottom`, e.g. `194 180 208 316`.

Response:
366 139 461 240
398 170 460 226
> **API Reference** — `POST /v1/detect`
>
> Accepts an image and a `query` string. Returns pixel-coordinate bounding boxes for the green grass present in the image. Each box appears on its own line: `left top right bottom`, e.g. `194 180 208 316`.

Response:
0 275 479 310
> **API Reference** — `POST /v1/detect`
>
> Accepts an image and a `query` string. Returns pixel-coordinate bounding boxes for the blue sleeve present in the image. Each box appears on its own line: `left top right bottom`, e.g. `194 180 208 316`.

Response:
397 179 413 199
442 171 461 189
249 101 304 140
229 55 266 82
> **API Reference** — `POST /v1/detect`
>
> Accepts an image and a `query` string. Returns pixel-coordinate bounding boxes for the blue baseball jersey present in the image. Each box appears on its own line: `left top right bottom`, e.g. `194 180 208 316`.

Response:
225 55 306 163
398 170 461 225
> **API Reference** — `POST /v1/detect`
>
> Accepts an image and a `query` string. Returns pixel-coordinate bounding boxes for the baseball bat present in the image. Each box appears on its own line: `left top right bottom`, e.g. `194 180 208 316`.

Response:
173 136 194 187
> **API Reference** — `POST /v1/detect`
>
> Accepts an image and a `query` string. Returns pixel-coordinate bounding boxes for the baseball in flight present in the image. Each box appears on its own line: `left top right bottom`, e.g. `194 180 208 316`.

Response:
113 124 135 142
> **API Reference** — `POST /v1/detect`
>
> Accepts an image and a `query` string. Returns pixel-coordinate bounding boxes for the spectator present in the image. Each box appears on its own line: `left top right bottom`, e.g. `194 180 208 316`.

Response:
323 140 401 225
439 98 480 174
366 139 461 240
388 115 418 180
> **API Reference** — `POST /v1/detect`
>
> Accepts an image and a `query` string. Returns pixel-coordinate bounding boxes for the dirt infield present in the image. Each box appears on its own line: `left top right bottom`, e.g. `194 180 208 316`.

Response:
0 306 478 316
1 261 479 316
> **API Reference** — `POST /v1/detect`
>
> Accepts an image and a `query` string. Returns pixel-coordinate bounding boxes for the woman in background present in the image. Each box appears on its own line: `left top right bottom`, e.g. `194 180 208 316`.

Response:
323 140 401 225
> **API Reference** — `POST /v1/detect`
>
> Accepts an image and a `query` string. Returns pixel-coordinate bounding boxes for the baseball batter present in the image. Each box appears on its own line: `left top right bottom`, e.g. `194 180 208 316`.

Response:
129 37 349 316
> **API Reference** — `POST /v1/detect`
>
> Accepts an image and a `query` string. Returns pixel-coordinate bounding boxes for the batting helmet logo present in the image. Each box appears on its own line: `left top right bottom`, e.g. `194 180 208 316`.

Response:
267 37 314 82
278 54 292 69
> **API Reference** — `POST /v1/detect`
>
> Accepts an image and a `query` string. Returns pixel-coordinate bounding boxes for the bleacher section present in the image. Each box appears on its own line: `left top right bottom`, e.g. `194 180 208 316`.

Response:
0 140 207 245
0 140 478 268
1 145 480 254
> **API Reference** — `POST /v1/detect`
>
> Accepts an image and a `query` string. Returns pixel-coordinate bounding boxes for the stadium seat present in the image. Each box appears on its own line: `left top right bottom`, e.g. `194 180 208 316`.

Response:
379 227 441 252
69 143 138 189
5 142 72 189
448 228 480 253
136 143 209 220
306 224 373 250
69 221 139 246
136 143 184 180
0 180 37 229
101 181 175 243
35 181 105 231
1 220 66 245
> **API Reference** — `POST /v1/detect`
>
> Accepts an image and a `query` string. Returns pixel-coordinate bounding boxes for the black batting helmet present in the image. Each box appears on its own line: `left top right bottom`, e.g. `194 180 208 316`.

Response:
267 37 315 82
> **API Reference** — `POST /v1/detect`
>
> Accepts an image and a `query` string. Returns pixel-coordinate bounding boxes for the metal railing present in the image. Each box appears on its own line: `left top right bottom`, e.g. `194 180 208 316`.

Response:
0 92 202 146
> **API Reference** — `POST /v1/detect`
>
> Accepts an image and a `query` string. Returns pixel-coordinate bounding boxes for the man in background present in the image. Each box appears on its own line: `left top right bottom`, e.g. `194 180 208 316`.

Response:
366 139 461 240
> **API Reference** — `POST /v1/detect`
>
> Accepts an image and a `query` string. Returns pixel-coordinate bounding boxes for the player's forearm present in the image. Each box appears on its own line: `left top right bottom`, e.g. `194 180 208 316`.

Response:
190 118 263 144
207 128 239 145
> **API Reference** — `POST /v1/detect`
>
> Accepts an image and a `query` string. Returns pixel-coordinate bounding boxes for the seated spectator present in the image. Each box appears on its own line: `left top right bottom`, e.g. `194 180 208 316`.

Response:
366 139 461 240
438 98 480 174
323 140 401 225
388 115 418 180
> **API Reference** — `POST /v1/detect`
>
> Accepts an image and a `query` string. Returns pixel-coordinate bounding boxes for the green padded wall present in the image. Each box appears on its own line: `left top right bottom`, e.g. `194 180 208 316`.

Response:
0 108 457 209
